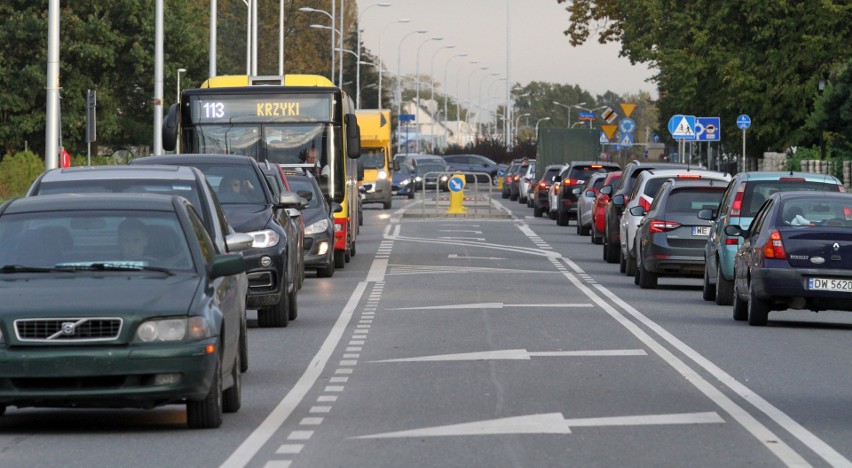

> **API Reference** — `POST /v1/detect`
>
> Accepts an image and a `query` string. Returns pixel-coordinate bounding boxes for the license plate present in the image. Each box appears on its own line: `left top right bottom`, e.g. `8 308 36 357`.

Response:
692 226 710 236
807 277 852 292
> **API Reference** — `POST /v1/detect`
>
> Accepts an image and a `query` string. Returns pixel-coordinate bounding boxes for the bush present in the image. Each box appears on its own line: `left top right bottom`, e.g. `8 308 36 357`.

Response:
0 151 45 200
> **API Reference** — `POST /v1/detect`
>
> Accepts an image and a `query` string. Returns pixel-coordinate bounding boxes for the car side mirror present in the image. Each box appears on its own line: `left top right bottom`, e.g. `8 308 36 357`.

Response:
584 190 596 198
724 225 745 237
697 208 718 220
277 191 303 209
224 232 254 253
297 190 313 202
600 185 612 195
330 201 343 213
572 187 582 195
611 194 625 206
628 205 646 216
209 253 247 279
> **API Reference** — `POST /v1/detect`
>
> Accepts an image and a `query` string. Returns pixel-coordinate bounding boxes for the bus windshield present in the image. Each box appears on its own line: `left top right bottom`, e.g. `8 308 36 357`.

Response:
192 123 332 170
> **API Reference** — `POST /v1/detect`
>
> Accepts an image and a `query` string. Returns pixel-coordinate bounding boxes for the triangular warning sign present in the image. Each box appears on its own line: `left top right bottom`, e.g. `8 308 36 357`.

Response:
621 134 632 145
601 124 618 140
672 116 694 137
600 131 609 144
620 103 637 118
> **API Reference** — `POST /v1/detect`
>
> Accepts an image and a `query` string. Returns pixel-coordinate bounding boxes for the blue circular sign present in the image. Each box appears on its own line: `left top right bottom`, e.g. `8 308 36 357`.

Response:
448 176 465 193
737 114 751 130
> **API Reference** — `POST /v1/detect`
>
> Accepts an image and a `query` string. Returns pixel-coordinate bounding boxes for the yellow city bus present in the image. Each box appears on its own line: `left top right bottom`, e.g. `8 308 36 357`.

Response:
161 74 361 269
354 109 393 210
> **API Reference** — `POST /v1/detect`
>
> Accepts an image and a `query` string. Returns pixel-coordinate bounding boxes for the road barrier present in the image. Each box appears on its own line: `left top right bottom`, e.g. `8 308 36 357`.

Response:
405 171 509 218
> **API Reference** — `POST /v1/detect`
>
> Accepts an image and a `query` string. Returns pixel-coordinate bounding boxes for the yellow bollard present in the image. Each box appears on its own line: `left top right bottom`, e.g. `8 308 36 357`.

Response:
446 174 467 214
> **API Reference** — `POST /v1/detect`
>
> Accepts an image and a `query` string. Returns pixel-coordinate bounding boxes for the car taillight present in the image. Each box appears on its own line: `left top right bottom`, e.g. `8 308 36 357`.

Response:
778 177 805 182
763 230 787 259
649 219 681 233
565 178 577 186
730 181 746 216
539 181 547 189
638 196 652 212
844 207 852 217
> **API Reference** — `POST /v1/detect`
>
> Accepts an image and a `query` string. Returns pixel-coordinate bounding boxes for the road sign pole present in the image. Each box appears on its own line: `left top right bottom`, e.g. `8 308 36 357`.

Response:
741 129 746 172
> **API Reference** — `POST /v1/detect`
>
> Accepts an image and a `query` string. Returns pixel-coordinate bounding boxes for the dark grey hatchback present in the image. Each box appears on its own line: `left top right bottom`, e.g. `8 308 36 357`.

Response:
728 191 852 326
634 178 727 288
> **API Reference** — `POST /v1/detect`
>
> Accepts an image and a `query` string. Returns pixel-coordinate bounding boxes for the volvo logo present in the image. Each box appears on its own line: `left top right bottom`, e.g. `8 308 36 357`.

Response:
61 322 76 335
833 243 840 251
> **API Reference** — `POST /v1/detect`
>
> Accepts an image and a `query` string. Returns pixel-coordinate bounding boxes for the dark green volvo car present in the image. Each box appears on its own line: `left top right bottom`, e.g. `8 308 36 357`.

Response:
0 194 250 429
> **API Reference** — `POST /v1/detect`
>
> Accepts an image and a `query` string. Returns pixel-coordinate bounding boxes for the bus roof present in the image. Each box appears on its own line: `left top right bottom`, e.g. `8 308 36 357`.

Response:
201 74 335 88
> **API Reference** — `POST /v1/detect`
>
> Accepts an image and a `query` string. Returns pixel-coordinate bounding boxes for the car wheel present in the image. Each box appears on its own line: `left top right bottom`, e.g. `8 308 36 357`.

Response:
533 205 543 217
732 281 748 321
548 209 557 220
637 252 658 289
258 281 289 328
317 259 335 278
557 208 569 226
383 199 392 210
702 261 716 301
239 316 249 372
186 353 223 429
407 191 414 200
288 286 298 321
625 243 637 277
580 222 591 236
575 220 582 235
604 230 620 264
715 261 734 306
619 246 627 273
501 190 509 199
747 281 769 326
223 351 241 413
334 250 346 268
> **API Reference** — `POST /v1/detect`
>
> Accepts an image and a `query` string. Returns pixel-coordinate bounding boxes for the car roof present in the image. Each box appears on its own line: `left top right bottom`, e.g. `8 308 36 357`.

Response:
641 168 731 181
771 191 852 201
38 165 202 183
734 171 842 183
2 193 180 214
131 153 259 167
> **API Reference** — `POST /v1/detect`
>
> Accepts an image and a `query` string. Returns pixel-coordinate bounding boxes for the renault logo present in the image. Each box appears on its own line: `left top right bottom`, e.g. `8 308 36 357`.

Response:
834 243 840 251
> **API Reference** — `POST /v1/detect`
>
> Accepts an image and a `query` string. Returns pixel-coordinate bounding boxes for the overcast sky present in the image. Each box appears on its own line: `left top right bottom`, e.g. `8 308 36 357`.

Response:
358 0 658 108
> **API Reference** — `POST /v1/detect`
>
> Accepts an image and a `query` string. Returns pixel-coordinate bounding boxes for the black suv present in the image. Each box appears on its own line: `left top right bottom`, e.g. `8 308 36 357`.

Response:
602 161 689 263
553 161 620 226
130 154 303 328
443 154 500 183
532 164 565 218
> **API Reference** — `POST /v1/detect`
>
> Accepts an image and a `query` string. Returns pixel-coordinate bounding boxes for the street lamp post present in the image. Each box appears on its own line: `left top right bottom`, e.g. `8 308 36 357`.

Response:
378 19 410 109
513 112 530 143
442 53 467 133
356 2 391 109
176 68 186 154
299 7 335 81
819 78 827 160
428 44 455 150
477 72 498 136
535 117 551 141
552 101 586 128
310 24 342 81
466 66 488 142
414 37 443 133
455 60 477 146
396 29 427 153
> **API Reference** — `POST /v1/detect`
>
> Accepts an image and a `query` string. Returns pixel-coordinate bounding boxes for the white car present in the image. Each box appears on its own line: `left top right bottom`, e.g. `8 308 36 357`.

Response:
547 164 571 220
616 169 731 276
518 161 537 205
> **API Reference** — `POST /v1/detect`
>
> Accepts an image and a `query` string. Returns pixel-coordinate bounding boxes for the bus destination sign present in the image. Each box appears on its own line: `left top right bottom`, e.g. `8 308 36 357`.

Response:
191 95 332 123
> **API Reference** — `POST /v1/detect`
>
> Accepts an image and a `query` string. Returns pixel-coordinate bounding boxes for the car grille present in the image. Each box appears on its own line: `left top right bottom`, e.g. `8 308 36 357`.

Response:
15 318 123 342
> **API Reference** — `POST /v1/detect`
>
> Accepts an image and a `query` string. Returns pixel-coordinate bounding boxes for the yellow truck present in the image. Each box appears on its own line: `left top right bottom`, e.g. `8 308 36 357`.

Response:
354 109 393 210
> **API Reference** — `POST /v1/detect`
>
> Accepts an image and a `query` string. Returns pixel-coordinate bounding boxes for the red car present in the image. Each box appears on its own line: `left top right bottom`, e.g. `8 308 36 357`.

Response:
591 171 622 245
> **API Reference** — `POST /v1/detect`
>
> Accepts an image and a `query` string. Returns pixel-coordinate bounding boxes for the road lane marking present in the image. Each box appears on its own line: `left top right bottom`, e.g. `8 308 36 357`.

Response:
355 412 724 439
219 281 367 468
370 349 647 362
447 254 507 260
387 303 592 310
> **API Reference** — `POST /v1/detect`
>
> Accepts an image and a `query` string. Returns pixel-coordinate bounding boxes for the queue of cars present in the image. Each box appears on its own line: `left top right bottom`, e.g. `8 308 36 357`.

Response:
0 152 348 428
513 159 851 327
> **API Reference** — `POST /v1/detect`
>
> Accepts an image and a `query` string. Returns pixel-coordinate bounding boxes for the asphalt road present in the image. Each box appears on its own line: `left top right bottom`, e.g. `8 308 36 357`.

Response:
0 192 850 468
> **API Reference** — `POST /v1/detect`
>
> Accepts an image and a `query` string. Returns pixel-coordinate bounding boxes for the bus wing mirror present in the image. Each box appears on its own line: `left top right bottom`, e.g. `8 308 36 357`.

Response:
162 103 179 152
345 114 361 158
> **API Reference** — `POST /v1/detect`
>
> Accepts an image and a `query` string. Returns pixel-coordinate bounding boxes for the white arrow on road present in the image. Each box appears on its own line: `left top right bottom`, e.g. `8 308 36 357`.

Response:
370 348 647 363
387 302 593 310
354 412 725 439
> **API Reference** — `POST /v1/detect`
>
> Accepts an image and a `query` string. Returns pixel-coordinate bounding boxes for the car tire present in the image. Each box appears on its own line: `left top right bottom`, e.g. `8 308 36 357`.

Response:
533 205 543 217
557 208 569 226
258 280 290 328
288 286 298 321
715 261 734 306
383 199 392 210
334 250 346 268
223 352 241 413
548 209 557 220
702 261 716 301
407 191 414 200
619 247 627 273
187 354 223 429
747 281 769 326
239 316 249 372
732 281 748 321
317 259 335 278
604 230 620 264
637 252 658 289
501 190 509 199
580 223 591 236
575 220 582 235
625 244 637 277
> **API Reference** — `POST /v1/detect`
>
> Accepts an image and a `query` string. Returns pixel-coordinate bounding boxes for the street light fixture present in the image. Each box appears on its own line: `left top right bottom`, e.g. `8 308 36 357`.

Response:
377 19 410 108
355 2 391 108
552 101 586 127
535 117 551 141
575 104 606 129
300 7 335 80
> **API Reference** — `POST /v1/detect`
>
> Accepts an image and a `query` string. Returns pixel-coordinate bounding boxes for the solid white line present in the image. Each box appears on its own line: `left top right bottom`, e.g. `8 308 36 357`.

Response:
219 281 368 468
387 302 592 310
370 349 647 363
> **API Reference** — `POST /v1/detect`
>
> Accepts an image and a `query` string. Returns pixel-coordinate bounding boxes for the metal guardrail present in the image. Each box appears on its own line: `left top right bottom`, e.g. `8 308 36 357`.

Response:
411 171 505 217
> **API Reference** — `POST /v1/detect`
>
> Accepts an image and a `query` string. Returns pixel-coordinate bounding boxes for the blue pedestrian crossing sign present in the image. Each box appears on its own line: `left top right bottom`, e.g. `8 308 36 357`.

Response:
448 176 465 193
668 114 696 140
737 114 751 130
619 133 634 148
599 131 609 144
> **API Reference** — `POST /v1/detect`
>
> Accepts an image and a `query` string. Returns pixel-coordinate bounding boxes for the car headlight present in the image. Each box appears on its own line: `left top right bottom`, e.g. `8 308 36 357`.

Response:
440 175 448 182
305 218 330 235
377 170 387 180
247 229 280 248
399 179 409 186
134 317 212 343
414 176 422 182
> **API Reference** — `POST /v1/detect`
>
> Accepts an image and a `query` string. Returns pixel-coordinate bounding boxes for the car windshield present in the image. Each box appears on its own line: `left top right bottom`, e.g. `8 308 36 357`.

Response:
0 210 194 271
183 163 268 205
666 187 726 213
742 180 840 217
416 163 446 173
36 179 208 226
777 198 852 228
